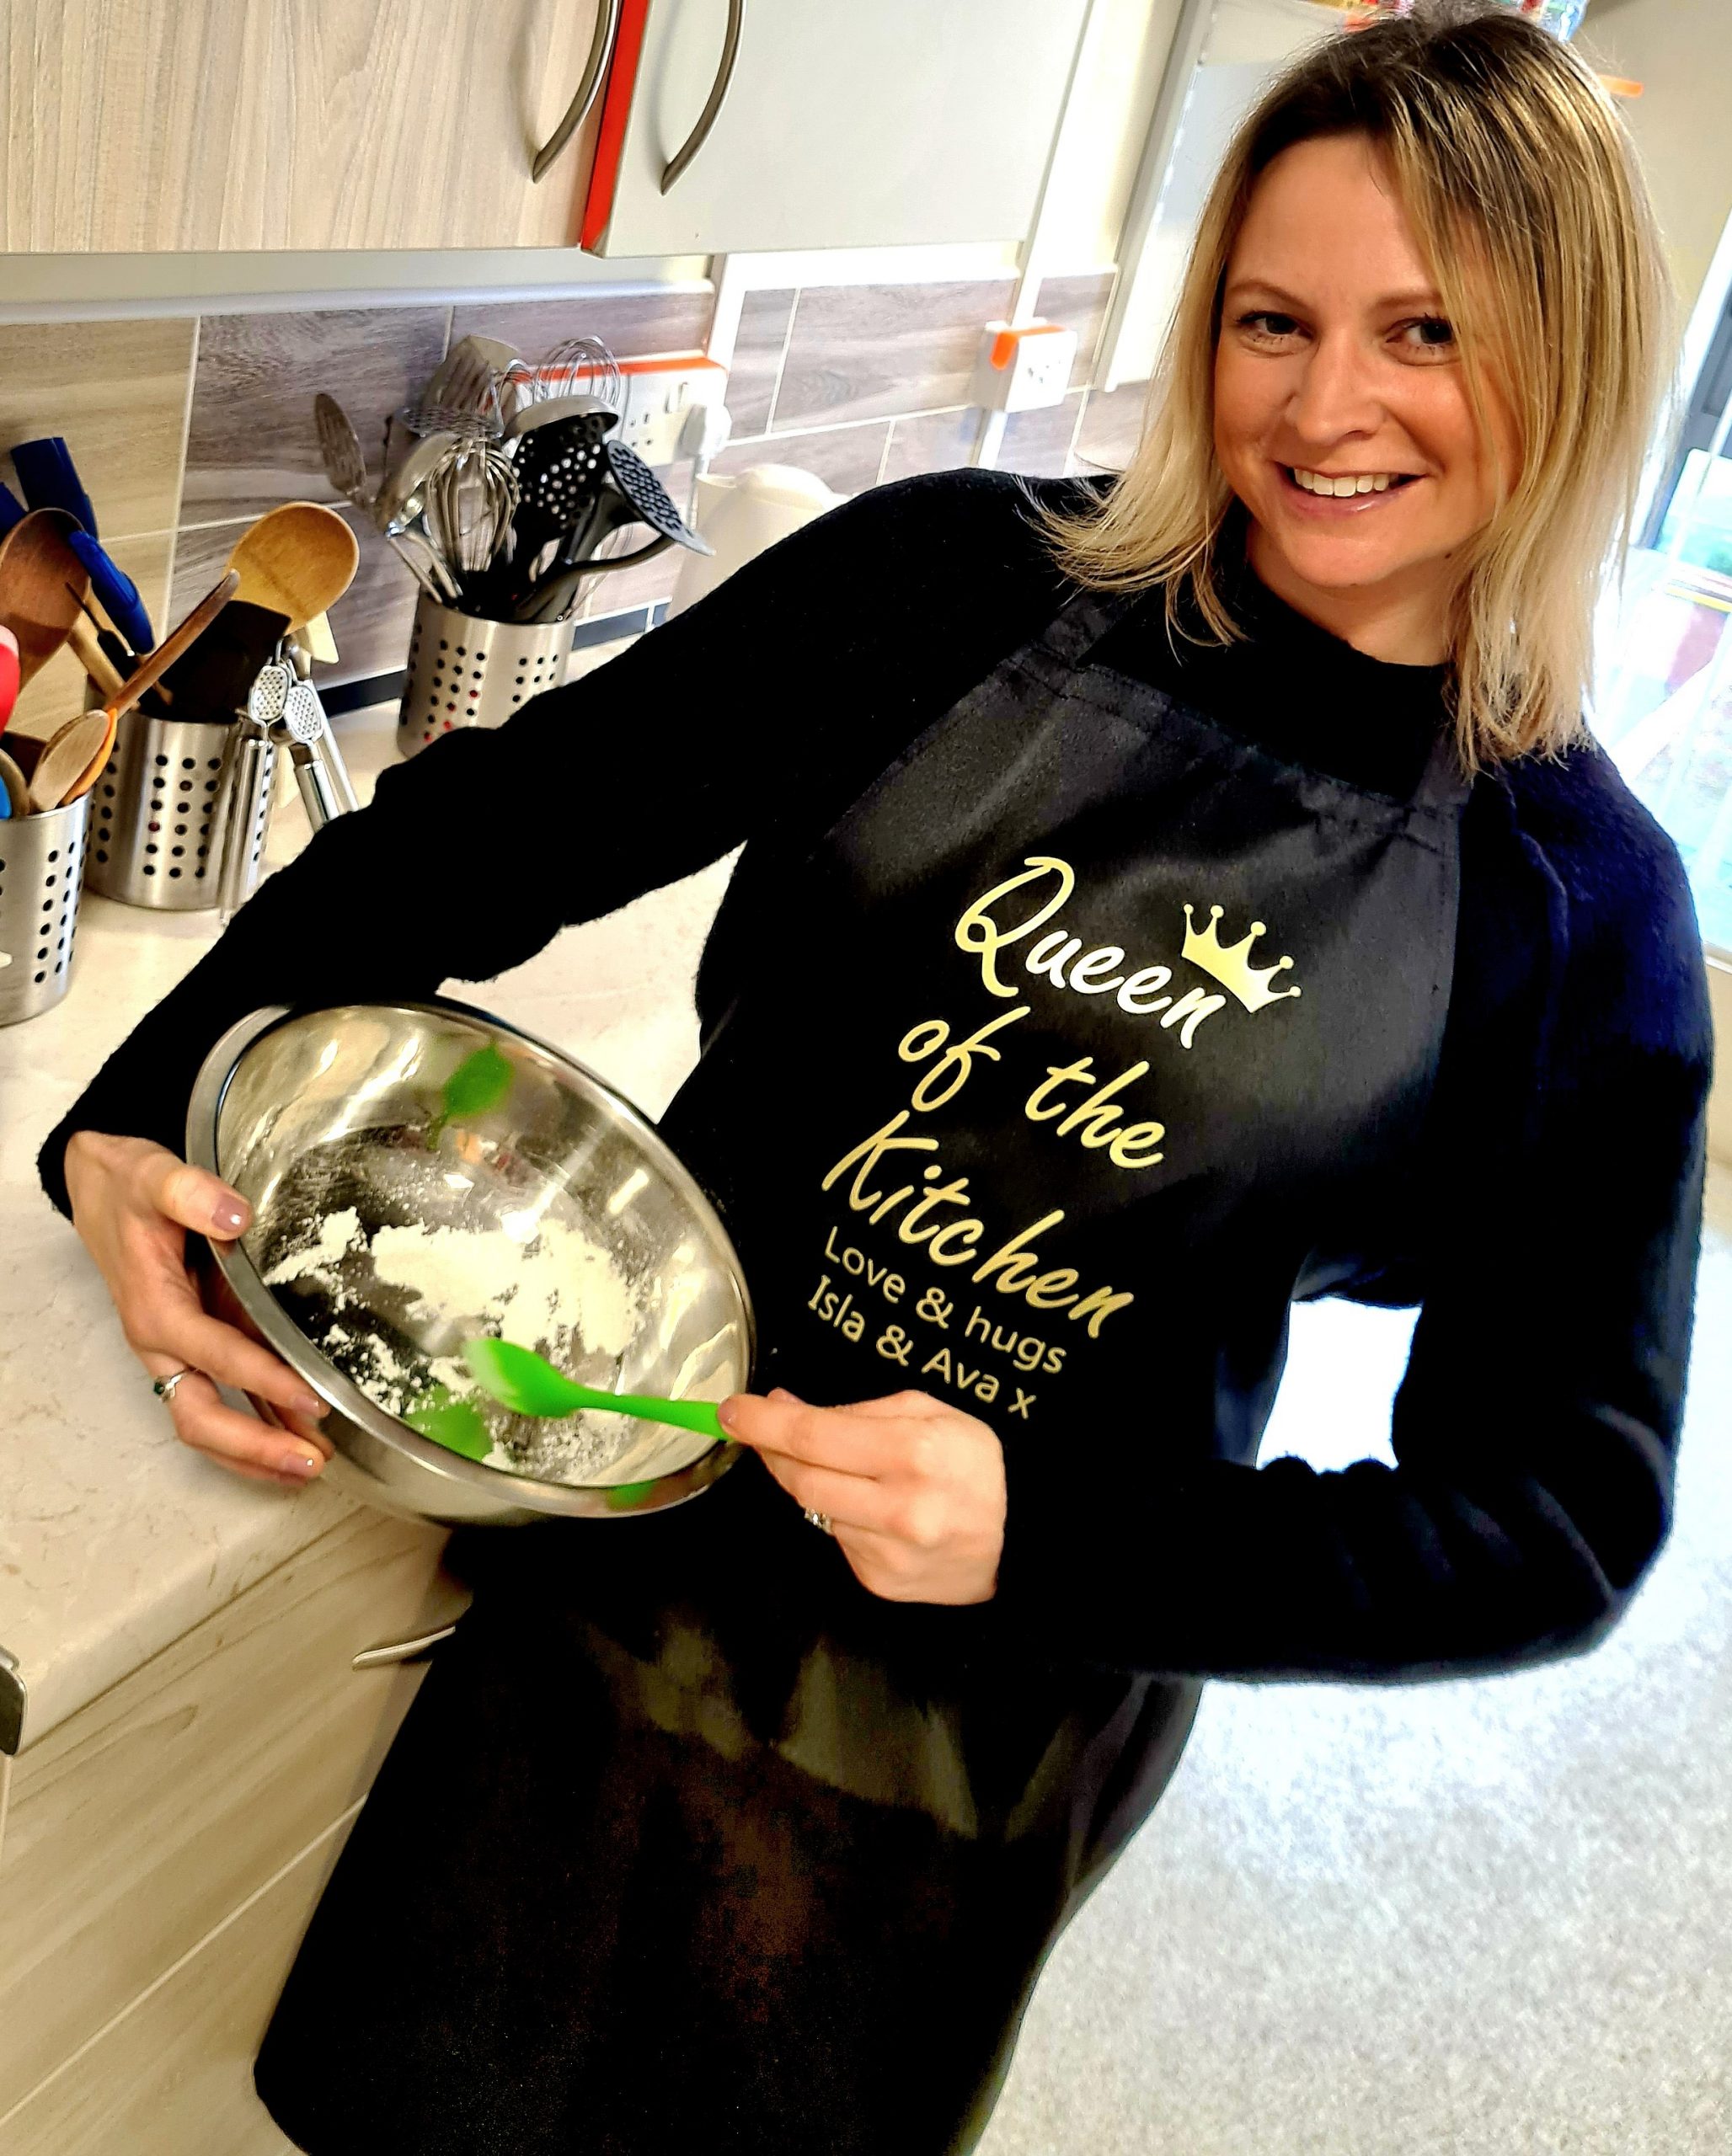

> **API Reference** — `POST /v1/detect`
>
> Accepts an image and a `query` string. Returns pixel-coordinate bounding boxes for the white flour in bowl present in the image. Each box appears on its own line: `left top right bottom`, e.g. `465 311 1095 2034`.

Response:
263 1203 644 1481
265 1212 633 1359
368 1219 636 1358
265 1206 366 1286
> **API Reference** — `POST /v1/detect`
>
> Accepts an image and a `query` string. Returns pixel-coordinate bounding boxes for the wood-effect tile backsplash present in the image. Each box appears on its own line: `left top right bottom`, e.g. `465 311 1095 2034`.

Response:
770 278 1018 433
181 307 450 523
0 317 194 541
0 269 1137 720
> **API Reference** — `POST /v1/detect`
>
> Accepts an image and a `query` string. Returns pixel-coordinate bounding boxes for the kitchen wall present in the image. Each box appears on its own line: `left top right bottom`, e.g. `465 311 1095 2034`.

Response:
0 0 1185 734
1 269 1148 739
1583 0 1732 335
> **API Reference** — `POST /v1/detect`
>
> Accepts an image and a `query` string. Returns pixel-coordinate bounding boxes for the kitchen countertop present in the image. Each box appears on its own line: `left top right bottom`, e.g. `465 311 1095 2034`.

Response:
0 663 738 1753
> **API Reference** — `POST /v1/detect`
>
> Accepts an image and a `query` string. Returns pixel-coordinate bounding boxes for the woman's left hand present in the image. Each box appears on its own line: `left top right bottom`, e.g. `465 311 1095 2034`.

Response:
717 1387 1006 1605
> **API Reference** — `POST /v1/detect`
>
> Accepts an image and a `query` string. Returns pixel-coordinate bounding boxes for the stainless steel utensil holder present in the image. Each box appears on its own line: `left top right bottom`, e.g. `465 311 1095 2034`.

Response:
398 595 572 759
0 792 90 1026
86 710 275 911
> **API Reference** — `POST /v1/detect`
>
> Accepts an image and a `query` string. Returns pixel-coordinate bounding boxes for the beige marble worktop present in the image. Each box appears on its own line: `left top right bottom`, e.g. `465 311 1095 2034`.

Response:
0 675 735 1751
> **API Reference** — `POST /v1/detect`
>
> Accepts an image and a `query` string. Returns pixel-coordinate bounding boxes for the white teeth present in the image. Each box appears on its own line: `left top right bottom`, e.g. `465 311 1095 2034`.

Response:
1291 467 1406 497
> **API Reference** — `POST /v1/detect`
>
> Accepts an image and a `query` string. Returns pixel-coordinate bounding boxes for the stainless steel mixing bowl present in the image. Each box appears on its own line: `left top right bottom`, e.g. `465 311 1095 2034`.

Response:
185 998 755 1527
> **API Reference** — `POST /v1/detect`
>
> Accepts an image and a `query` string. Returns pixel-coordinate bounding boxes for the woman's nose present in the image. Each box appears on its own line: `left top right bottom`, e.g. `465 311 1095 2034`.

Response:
1286 330 1385 449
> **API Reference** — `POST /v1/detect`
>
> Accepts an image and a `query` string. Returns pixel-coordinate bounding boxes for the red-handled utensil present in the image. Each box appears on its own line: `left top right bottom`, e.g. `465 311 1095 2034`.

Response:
0 625 19 735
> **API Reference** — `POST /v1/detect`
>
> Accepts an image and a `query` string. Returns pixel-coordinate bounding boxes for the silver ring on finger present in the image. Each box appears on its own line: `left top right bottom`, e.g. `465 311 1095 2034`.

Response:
802 1507 833 1535
152 1368 199 1406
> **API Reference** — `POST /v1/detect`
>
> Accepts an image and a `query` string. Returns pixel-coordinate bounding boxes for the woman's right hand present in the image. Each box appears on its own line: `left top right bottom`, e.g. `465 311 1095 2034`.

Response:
63 1129 334 1489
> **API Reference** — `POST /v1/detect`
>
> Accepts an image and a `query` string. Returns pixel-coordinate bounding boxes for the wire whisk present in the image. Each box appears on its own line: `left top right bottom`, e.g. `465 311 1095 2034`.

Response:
500 335 623 424
423 439 521 580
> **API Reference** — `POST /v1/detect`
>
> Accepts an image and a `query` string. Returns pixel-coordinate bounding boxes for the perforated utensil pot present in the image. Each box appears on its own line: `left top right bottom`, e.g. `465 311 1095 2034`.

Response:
86 710 275 910
397 595 571 758
0 792 89 1024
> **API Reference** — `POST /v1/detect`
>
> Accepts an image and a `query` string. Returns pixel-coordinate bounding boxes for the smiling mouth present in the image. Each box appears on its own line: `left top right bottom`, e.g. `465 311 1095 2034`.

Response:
1280 464 1423 499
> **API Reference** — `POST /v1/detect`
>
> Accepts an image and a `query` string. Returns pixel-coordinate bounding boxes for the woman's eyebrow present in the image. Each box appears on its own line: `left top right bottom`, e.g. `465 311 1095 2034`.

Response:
1223 277 1446 311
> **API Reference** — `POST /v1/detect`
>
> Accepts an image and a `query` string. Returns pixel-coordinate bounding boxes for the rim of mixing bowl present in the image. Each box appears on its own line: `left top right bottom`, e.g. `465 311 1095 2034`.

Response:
184 995 757 1519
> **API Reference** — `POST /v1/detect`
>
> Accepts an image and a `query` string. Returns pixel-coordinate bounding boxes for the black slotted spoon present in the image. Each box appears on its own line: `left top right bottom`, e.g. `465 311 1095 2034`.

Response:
512 440 713 624
506 409 617 574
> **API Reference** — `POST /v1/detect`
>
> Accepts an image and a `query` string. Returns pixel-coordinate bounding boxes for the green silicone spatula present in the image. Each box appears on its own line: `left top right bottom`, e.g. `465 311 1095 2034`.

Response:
461 1337 728 1441
427 1039 515 1145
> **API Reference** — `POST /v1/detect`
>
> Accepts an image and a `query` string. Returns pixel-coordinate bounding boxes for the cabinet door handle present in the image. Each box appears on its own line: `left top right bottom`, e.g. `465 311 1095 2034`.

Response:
533 0 626 184
351 1623 461 1672
660 0 745 197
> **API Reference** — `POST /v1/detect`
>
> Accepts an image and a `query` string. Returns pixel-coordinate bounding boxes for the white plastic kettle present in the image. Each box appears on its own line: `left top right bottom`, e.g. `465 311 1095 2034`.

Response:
667 464 845 617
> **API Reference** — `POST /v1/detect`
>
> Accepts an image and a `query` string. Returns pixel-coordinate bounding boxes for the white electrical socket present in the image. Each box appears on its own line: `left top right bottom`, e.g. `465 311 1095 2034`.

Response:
614 355 730 466
968 321 1079 414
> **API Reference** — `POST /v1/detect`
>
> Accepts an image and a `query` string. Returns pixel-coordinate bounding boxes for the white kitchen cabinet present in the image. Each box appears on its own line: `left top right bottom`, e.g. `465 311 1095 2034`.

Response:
573 0 1093 255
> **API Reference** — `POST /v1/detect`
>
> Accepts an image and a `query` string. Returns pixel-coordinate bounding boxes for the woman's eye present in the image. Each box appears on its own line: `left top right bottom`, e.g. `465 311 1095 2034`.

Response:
1237 311 1301 342
1400 315 1457 355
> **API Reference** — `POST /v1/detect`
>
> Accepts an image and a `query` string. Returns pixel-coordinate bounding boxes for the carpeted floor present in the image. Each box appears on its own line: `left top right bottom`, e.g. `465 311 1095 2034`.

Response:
980 1164 1732 2156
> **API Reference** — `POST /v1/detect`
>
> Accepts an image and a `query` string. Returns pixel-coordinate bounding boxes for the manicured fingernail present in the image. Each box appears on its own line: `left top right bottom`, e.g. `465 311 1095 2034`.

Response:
769 1386 798 1403
294 1393 327 1419
717 1399 740 1433
281 1450 322 1477
212 1202 247 1235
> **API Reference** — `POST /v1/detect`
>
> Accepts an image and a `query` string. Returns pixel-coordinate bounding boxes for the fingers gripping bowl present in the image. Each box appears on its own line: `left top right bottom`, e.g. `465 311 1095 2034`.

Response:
185 1001 755 1526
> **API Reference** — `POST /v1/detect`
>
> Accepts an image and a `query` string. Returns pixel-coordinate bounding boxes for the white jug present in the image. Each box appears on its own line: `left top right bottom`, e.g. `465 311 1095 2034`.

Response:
668 465 845 618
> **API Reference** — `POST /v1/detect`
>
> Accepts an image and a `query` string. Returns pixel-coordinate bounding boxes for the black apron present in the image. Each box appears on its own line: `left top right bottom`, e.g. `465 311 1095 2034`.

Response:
256 587 1470 2156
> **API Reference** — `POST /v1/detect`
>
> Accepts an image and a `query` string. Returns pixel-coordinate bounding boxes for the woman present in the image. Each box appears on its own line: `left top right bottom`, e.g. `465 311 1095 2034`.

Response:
41 6 1713 2151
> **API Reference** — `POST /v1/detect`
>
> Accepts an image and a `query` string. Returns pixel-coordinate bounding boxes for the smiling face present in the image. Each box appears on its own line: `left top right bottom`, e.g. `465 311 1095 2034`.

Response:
1212 131 1521 661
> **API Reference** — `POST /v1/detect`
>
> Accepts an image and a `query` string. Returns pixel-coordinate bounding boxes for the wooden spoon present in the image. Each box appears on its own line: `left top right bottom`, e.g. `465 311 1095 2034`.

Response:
225 504 358 634
0 508 91 686
65 704 120 801
0 744 28 816
89 571 238 719
35 572 240 811
301 610 339 665
65 615 126 700
24 707 112 812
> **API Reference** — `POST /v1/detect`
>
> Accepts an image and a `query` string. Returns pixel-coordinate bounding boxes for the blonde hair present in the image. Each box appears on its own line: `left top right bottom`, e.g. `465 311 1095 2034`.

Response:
1034 0 1675 776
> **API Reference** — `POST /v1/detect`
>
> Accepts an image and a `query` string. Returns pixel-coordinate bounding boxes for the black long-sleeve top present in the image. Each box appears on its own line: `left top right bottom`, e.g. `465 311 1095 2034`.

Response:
38 470 1717 1685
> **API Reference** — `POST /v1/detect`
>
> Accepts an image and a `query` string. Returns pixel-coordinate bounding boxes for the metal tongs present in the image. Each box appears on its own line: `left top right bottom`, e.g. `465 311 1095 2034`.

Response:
275 645 360 826
215 644 358 924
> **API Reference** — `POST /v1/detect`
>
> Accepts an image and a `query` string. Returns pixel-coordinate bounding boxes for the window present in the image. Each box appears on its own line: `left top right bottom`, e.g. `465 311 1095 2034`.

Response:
1592 283 1732 957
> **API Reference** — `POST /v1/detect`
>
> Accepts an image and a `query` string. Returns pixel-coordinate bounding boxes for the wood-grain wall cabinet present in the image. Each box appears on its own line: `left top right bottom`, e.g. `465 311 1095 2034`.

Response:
0 0 608 250
0 0 1090 256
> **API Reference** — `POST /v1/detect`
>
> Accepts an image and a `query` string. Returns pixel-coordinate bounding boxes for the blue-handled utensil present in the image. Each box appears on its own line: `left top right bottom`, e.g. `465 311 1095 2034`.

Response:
66 529 154 652
11 437 98 536
0 482 24 537
8 440 153 650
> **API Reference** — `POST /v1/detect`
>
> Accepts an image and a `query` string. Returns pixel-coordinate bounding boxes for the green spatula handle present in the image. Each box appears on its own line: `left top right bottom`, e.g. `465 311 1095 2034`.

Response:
461 1337 728 1440
562 1384 724 1438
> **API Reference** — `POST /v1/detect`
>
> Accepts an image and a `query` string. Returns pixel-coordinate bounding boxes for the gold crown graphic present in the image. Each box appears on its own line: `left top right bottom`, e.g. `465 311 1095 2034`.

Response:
1181 903 1302 1012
